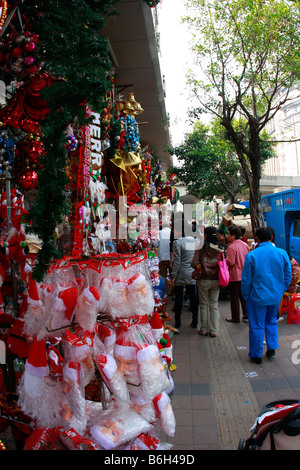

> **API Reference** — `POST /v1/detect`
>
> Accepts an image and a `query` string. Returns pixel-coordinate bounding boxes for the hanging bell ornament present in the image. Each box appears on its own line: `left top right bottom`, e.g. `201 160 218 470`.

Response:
133 102 144 115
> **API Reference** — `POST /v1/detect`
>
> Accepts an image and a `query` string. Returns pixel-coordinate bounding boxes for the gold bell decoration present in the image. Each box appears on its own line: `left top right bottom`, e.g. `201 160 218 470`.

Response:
123 93 136 115
134 101 144 115
123 93 144 116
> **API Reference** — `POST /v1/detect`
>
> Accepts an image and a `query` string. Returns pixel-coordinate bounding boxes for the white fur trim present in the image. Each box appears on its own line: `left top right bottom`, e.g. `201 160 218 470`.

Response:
83 287 99 306
25 361 49 378
113 280 128 290
98 353 117 380
154 391 170 412
27 297 42 307
63 363 80 383
114 343 137 360
52 295 66 312
128 274 145 290
24 264 32 274
136 344 159 363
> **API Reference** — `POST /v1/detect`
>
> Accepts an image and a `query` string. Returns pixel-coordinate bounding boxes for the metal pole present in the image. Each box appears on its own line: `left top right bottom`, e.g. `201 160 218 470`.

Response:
4 165 18 317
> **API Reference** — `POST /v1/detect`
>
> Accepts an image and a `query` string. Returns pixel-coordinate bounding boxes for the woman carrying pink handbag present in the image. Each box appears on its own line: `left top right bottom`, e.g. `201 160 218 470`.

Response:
225 226 250 323
191 226 224 337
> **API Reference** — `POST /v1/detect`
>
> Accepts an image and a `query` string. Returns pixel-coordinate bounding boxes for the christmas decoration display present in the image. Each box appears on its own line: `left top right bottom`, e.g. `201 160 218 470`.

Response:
142 0 161 7
0 0 179 451
0 252 175 450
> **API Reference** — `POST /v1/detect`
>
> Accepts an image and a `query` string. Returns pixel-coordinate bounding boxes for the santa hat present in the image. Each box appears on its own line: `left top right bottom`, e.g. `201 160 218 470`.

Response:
150 311 164 339
75 277 85 292
82 285 100 306
127 273 146 291
24 262 32 276
152 392 170 415
27 277 42 306
152 391 175 436
96 353 117 381
96 323 116 350
114 335 137 360
136 344 159 363
11 209 28 232
153 291 162 306
112 279 128 290
6 244 28 262
47 345 63 377
52 286 78 320
39 283 55 300
25 339 49 378
63 361 81 384
3 233 23 248
158 333 172 356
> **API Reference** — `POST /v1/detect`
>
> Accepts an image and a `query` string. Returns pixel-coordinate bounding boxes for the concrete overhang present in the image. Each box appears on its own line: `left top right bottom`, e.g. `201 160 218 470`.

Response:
103 0 172 170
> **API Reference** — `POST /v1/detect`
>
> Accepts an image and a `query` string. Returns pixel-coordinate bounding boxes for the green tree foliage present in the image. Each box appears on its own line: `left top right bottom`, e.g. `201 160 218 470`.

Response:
183 0 300 233
19 0 119 280
168 119 274 203
168 120 247 202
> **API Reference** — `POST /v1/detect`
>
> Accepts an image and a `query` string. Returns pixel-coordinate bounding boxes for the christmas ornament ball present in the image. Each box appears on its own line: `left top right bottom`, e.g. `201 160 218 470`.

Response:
18 168 38 191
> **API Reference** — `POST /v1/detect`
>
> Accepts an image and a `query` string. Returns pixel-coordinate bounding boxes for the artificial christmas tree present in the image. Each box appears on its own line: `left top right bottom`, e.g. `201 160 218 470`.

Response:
0 0 178 450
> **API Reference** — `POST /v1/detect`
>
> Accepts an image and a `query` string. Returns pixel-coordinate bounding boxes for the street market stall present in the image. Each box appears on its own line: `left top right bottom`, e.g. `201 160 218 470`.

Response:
0 0 179 450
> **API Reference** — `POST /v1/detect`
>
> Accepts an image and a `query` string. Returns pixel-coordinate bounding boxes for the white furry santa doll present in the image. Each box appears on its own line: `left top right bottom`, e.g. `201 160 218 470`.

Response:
105 278 129 319
46 285 79 335
61 361 87 436
127 273 154 316
75 285 100 332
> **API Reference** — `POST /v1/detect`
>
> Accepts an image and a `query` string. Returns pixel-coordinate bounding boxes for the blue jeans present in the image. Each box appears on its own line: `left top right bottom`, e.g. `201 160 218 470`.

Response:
246 300 279 358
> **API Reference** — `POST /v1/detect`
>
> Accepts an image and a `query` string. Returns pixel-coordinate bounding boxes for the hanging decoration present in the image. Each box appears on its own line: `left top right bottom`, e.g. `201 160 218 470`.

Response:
142 0 161 7
0 0 182 452
0 1 7 36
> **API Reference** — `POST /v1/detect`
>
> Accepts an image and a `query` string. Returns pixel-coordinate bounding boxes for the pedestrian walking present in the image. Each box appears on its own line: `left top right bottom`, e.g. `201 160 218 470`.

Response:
217 228 227 248
191 226 224 337
169 220 199 331
157 221 171 292
241 226 292 364
225 226 250 323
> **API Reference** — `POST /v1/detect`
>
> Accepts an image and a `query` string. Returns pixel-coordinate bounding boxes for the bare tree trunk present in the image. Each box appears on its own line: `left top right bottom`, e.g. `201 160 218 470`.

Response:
248 128 263 235
221 117 263 236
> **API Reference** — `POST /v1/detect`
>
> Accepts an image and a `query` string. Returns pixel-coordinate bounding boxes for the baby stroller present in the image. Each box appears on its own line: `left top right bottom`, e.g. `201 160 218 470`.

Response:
238 399 300 450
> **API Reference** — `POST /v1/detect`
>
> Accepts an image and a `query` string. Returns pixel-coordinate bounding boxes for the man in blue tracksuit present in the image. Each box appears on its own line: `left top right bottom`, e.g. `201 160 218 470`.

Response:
241 227 292 364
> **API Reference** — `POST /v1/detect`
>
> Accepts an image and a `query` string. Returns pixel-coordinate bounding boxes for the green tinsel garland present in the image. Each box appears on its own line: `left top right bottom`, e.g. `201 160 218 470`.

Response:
20 0 119 281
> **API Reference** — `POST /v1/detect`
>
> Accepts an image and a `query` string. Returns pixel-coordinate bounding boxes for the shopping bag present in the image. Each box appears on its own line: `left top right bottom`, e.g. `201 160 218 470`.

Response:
218 252 229 287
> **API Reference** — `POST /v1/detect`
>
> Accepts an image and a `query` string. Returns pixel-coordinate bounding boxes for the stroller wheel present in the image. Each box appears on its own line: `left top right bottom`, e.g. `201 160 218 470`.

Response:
237 438 245 450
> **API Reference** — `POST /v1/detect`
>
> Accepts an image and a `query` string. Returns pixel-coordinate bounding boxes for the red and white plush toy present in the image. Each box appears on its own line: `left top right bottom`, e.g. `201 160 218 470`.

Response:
46 286 79 335
127 273 154 316
75 285 100 332
153 391 176 437
90 405 152 450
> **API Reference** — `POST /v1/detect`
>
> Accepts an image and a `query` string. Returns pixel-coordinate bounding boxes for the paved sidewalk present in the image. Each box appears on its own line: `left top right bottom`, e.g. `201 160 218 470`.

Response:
166 297 300 450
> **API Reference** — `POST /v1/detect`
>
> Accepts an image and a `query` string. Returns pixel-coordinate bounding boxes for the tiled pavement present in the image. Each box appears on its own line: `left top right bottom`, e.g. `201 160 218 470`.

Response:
2 296 300 451
166 297 300 450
